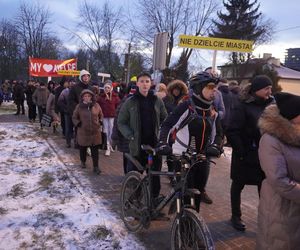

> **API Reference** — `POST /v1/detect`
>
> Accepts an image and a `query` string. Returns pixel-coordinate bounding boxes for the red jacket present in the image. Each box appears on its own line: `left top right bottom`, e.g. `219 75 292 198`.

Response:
97 92 120 118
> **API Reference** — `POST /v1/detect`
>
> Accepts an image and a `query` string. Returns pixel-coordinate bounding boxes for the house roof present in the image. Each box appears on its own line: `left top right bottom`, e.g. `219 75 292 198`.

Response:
275 65 300 80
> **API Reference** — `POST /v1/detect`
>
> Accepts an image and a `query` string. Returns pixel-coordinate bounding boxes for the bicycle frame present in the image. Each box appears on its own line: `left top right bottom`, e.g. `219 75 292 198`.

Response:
124 148 204 218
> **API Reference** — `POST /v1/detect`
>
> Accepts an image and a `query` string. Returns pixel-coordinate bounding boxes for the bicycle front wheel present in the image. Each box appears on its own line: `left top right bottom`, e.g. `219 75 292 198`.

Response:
120 171 149 232
170 208 214 250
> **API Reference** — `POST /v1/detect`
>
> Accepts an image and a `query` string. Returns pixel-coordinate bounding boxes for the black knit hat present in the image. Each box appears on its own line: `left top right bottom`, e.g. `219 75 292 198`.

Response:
250 75 273 93
274 92 300 120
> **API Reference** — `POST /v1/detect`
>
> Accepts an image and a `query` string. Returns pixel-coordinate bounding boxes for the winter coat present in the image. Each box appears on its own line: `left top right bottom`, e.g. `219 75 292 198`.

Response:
57 88 70 114
213 89 225 120
25 85 36 106
68 81 93 116
163 80 188 114
54 85 64 113
13 84 25 104
72 89 103 147
160 95 219 155
218 85 239 131
117 91 167 157
46 93 59 122
226 84 274 184
256 104 300 250
111 96 130 153
32 86 50 107
97 92 120 118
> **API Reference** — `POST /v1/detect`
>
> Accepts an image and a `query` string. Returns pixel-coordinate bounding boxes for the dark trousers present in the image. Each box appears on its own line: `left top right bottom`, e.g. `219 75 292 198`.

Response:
79 145 99 168
185 160 210 211
123 153 128 175
16 101 25 114
64 114 74 145
37 106 46 123
28 104 37 120
60 112 66 136
230 180 261 218
127 151 162 198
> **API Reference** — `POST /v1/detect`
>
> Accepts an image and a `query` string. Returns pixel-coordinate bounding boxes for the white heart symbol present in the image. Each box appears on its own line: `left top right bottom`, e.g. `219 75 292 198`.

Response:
43 64 53 72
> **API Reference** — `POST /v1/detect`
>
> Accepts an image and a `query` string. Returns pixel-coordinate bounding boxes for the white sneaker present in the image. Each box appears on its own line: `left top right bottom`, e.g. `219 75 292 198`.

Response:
87 147 91 156
105 149 110 156
109 145 114 152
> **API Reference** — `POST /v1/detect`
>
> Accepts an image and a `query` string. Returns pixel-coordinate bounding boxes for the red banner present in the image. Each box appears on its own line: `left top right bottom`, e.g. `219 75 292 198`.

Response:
29 57 77 77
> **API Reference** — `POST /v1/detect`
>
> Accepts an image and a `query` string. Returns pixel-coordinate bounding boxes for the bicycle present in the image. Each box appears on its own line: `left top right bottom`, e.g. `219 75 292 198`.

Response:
120 145 215 250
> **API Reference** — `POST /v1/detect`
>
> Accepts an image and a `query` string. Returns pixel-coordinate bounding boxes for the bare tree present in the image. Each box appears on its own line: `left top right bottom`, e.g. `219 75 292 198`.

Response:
0 19 21 81
128 0 218 68
14 1 52 58
69 0 123 76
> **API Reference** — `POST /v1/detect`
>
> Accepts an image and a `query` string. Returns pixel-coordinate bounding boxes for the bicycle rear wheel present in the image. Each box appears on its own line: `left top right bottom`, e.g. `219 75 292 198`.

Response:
170 208 214 250
120 171 149 232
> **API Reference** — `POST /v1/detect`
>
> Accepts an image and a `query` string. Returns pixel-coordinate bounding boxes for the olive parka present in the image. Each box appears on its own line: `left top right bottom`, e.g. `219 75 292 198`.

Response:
117 90 167 157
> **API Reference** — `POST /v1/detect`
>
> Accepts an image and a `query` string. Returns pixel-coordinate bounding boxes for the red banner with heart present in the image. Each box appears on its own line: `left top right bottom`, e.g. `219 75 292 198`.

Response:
29 57 77 77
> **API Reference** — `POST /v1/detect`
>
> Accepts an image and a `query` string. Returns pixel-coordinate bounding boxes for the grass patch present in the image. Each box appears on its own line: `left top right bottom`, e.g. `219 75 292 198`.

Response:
38 172 55 188
0 207 8 215
7 183 24 198
41 149 53 158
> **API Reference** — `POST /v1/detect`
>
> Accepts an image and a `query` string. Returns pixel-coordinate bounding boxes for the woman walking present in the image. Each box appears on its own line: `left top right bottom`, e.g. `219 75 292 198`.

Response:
72 89 103 174
97 81 120 156
257 92 300 250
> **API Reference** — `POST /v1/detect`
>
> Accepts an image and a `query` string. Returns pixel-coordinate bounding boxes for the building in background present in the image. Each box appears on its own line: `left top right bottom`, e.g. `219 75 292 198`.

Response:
219 53 300 95
285 48 300 71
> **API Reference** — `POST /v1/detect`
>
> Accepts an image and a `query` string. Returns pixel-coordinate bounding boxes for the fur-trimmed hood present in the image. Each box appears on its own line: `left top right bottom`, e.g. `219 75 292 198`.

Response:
167 80 188 96
258 104 300 147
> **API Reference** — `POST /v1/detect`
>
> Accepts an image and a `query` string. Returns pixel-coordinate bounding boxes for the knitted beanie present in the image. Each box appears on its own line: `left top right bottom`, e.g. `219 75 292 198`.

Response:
274 92 300 120
250 75 272 93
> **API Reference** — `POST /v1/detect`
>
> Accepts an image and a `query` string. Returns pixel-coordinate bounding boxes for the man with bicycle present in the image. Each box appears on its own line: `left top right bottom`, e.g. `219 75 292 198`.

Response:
158 72 223 211
117 72 167 200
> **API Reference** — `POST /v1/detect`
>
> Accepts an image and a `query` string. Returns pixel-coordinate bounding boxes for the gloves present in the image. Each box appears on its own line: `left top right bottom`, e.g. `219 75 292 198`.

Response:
156 142 172 155
206 144 222 157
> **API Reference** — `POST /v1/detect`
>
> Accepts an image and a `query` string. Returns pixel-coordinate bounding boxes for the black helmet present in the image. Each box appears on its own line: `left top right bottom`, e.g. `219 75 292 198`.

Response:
189 72 218 89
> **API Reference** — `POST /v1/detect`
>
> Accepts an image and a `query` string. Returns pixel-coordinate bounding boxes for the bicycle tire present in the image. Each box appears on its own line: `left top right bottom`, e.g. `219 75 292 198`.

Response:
120 171 149 232
170 208 215 250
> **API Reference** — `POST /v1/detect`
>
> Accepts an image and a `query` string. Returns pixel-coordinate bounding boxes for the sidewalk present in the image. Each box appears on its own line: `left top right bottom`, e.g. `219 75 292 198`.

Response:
1 111 258 249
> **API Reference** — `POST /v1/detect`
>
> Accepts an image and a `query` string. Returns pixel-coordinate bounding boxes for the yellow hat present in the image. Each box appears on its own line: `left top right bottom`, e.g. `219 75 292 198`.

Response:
130 76 137 82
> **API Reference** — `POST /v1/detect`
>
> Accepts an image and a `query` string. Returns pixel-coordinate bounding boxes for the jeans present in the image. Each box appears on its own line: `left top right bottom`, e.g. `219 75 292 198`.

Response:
64 114 74 145
103 118 114 146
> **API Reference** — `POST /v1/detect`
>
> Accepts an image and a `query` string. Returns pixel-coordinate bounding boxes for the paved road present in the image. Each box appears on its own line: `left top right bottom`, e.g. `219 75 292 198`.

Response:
1 108 258 249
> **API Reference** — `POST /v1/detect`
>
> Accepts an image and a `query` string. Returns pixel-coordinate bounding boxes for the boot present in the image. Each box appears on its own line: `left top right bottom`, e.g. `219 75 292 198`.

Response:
231 216 246 231
93 166 101 175
81 161 86 168
200 192 213 204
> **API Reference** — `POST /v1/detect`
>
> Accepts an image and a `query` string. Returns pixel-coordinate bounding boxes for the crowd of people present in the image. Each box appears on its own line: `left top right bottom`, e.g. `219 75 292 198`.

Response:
1 68 299 249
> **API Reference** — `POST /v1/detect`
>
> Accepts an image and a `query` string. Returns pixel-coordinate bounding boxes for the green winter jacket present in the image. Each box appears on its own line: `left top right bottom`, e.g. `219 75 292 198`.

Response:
117 91 167 157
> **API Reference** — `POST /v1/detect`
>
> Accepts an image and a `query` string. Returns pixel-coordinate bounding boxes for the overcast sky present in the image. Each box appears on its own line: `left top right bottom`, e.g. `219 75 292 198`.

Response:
1 0 300 66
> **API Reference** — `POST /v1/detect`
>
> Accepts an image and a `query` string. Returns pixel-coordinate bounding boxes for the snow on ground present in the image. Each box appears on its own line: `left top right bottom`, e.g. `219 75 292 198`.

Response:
0 123 144 250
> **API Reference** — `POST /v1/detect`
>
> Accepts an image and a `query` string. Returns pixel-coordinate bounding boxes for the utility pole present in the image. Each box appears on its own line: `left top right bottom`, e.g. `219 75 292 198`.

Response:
123 43 131 84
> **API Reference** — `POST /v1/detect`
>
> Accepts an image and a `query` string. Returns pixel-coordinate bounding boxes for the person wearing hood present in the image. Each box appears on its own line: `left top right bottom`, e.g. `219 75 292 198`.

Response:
68 69 93 116
163 79 188 114
159 71 224 210
226 75 274 231
72 89 103 174
118 72 167 199
256 92 300 250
